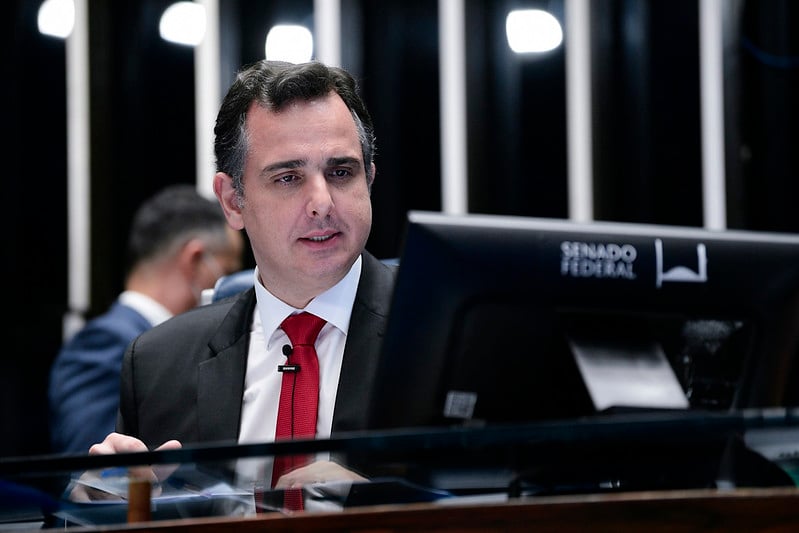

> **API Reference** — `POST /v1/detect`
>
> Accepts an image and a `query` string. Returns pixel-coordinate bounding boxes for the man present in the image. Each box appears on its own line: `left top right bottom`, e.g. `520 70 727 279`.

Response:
49 184 244 454
88 61 398 488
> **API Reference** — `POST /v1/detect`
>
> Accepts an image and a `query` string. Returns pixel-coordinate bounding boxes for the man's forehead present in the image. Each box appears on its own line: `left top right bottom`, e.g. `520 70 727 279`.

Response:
246 95 359 152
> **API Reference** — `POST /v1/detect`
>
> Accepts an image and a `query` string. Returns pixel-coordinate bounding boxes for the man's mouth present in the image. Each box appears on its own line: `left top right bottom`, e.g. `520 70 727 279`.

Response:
304 234 335 242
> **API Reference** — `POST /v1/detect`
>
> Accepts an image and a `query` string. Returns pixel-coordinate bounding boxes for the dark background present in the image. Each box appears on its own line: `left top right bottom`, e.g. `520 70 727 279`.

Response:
2 0 798 457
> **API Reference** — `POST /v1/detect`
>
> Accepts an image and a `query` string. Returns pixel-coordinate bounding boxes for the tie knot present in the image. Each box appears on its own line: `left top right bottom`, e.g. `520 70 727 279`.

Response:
281 312 326 347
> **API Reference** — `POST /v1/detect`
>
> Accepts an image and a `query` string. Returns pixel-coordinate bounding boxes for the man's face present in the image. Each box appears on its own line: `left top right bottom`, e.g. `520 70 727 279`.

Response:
215 92 373 308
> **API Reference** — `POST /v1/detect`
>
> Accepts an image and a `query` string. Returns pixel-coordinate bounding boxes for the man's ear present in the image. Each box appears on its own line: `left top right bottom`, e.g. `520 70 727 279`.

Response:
177 238 207 279
214 172 245 230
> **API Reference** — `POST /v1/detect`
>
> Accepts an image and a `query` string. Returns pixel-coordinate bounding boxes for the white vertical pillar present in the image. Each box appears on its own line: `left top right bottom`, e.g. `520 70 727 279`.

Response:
64 0 91 340
565 0 593 222
699 0 727 230
314 0 341 67
439 0 468 214
195 0 220 198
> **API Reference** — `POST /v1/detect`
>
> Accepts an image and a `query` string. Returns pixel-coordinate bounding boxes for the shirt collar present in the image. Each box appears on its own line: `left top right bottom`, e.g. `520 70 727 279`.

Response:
118 290 173 327
253 255 362 347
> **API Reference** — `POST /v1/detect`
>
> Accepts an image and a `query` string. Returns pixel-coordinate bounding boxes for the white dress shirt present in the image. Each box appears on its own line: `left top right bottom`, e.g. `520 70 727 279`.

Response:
236 256 362 486
118 290 172 327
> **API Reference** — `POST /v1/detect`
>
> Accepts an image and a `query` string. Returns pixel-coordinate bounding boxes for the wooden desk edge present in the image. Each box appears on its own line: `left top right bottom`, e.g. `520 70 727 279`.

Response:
56 487 799 533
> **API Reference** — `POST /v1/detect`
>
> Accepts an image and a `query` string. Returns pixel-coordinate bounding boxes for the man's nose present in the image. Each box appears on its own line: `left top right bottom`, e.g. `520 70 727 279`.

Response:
305 174 334 218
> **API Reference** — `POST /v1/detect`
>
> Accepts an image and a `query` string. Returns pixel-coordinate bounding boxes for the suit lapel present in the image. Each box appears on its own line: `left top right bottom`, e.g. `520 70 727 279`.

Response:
332 252 398 432
198 290 256 443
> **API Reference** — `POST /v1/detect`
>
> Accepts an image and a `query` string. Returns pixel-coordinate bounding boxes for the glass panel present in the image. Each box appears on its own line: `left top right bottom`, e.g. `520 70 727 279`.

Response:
2 411 797 528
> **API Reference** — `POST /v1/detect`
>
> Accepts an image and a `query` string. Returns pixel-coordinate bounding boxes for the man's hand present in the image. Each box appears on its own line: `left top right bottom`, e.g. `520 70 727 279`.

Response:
273 460 367 489
68 433 182 502
88 432 181 455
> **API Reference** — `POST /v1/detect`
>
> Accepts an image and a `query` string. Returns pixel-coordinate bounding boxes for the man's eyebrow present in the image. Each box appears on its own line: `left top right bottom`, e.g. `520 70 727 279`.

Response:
261 159 305 174
328 156 362 168
259 157 362 177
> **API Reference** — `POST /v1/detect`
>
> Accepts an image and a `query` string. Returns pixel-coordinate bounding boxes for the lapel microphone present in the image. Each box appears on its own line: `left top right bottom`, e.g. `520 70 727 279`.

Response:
278 344 300 373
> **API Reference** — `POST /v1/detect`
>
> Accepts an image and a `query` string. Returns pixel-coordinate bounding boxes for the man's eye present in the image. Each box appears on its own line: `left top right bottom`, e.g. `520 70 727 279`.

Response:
330 169 352 178
276 174 298 184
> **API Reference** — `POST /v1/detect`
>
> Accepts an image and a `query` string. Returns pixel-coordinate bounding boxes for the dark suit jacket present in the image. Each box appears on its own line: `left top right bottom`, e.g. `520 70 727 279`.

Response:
49 301 152 454
117 251 397 449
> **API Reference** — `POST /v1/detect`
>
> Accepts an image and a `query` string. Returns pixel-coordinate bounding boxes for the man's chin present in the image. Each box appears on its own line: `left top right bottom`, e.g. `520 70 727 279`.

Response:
306 254 357 281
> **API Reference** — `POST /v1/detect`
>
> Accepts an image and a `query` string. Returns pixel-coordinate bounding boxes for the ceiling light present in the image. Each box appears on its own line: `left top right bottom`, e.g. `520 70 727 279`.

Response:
38 0 75 39
265 25 313 63
506 9 563 54
159 2 206 47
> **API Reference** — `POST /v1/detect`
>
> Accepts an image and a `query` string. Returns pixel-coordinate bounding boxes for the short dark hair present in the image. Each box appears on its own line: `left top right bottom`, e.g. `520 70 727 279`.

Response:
126 184 229 272
214 60 377 202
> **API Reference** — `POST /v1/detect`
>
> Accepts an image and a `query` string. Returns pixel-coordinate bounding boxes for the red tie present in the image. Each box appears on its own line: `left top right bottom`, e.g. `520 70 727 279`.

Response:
271 312 326 490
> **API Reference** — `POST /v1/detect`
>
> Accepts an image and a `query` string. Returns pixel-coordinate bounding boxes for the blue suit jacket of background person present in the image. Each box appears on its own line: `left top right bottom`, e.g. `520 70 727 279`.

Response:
48 301 152 454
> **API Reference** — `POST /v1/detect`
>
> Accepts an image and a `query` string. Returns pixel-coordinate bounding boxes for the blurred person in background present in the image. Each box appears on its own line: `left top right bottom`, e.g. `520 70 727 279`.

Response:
48 184 244 454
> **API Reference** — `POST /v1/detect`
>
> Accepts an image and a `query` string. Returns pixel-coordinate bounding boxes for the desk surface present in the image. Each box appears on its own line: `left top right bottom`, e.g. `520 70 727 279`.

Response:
32 487 799 533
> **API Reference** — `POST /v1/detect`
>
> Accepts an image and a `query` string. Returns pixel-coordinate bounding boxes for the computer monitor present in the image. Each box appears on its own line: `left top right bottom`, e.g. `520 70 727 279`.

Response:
367 211 799 431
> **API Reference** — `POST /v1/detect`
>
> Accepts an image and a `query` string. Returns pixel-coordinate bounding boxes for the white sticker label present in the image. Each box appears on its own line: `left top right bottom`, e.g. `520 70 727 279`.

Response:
444 391 478 419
